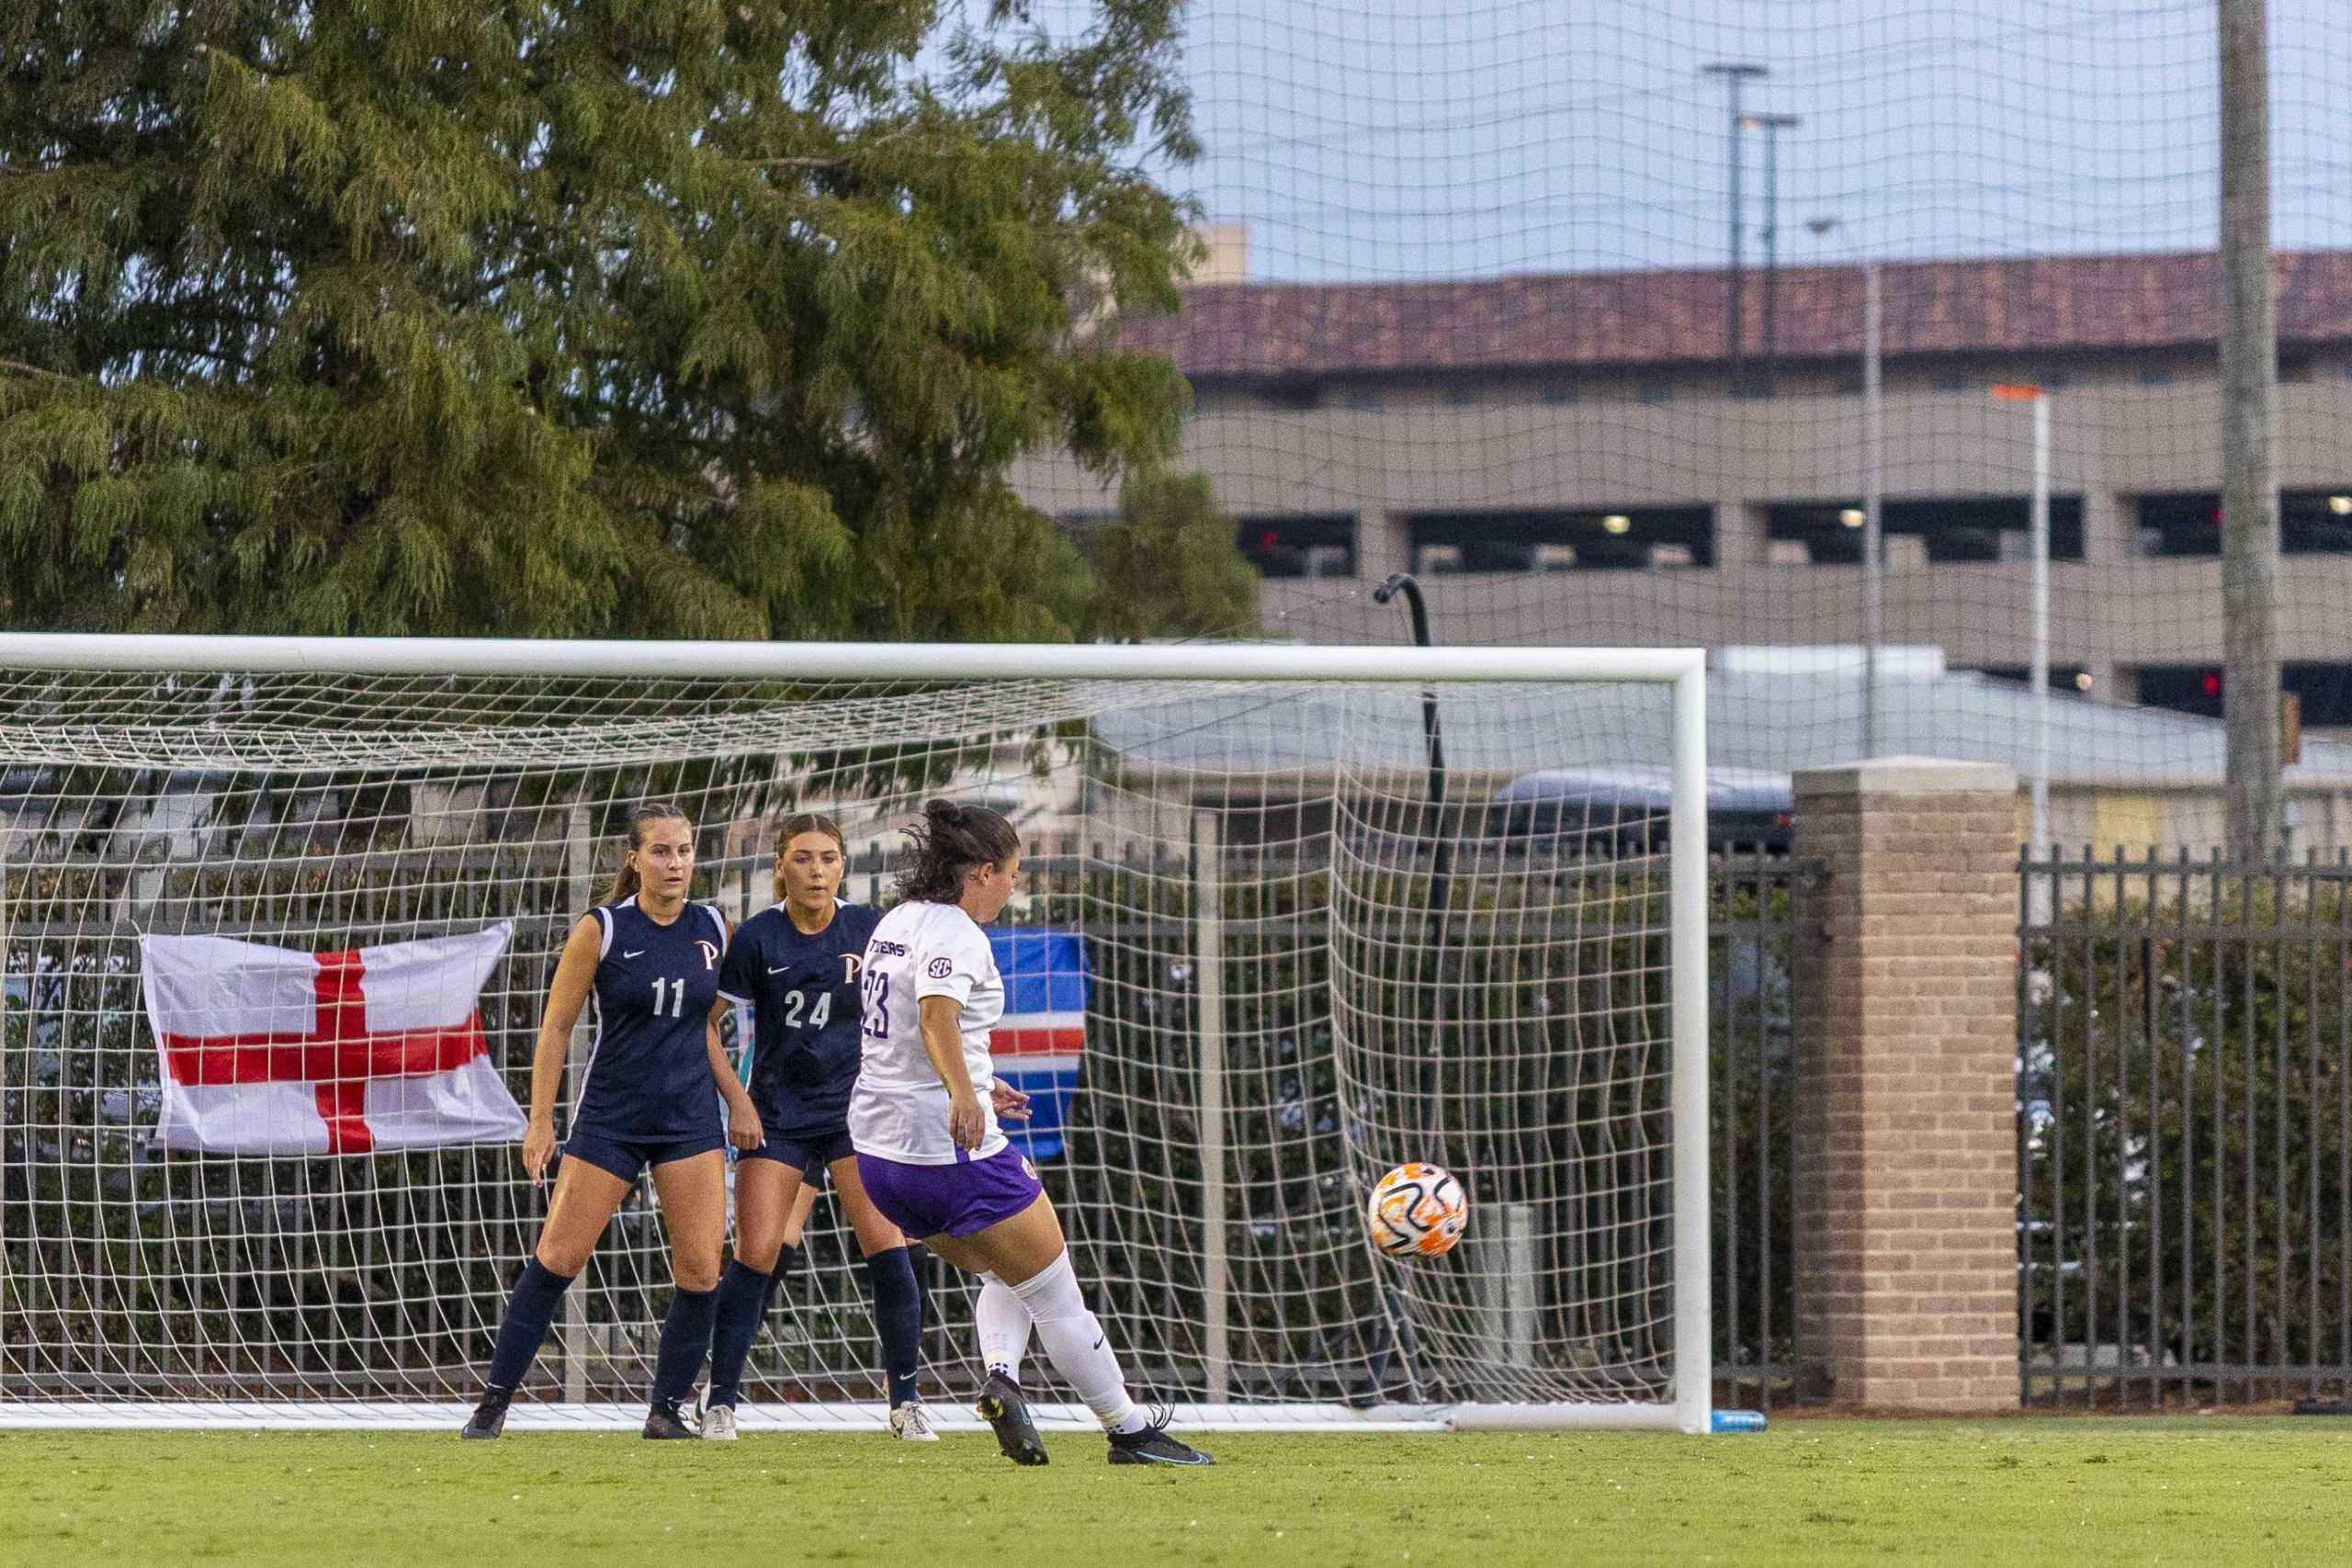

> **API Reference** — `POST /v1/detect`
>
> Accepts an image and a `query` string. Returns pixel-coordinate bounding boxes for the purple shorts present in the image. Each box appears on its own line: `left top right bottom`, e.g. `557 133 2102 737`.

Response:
855 1145 1044 1240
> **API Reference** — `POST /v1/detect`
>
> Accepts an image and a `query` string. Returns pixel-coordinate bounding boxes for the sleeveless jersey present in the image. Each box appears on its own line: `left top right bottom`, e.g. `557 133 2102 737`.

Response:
572 896 729 1141
716 901 883 1140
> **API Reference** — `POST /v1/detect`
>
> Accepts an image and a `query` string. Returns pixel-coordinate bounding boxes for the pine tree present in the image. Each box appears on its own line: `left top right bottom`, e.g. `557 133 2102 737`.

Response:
0 1 1229 641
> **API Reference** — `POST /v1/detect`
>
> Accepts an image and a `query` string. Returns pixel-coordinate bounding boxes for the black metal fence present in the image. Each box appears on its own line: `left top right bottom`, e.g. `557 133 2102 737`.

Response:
1710 852 1819 1411
2018 849 2352 1406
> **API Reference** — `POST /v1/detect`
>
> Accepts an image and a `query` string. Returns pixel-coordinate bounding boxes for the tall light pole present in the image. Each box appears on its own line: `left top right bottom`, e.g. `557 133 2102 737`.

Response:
1810 213 1884 755
1862 262 1884 756
1704 63 1768 397
1746 114 1802 397
2219 0 2280 859
1995 383 2053 879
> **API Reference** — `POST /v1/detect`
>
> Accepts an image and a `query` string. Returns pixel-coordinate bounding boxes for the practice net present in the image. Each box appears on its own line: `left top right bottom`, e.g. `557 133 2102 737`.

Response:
0 639 1707 1430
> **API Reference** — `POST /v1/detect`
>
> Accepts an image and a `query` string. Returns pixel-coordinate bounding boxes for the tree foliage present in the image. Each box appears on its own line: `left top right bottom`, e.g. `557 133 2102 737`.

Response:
1074 469 1258 641
0 0 1222 641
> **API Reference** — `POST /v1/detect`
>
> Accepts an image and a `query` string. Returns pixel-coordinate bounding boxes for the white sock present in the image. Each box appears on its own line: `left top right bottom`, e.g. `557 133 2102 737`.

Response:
975 1271 1031 1383
1007 1251 1141 1431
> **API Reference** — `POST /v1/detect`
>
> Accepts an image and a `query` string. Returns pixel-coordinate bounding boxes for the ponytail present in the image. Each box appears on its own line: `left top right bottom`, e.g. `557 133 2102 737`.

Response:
605 800 692 904
895 798 1020 904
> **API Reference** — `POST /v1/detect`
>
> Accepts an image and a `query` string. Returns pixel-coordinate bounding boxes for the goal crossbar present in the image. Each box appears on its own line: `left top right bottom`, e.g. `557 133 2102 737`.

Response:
0 632 1703 686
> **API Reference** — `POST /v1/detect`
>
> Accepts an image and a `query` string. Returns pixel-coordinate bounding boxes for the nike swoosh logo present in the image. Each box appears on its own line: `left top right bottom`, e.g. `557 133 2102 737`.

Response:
622 949 646 959
766 965 793 975
1092 1336 1105 1349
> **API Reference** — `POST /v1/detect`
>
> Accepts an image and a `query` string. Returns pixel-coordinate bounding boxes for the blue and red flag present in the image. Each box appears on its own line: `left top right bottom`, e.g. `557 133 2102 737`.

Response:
986 928 1088 1161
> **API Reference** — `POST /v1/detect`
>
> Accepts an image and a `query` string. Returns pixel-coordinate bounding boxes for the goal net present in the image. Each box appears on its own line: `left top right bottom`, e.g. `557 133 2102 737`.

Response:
0 637 1708 1431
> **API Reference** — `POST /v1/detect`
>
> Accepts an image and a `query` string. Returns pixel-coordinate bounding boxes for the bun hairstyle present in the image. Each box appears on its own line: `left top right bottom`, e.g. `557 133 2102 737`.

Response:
774 811 848 903
605 800 694 904
895 797 1020 904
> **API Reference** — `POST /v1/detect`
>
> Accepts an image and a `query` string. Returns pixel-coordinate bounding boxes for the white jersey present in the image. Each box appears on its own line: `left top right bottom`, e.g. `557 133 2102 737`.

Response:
848 899 1006 1164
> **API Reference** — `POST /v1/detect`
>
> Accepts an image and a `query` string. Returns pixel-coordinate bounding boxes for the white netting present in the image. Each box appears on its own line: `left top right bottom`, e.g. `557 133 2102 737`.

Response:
0 652 1695 1421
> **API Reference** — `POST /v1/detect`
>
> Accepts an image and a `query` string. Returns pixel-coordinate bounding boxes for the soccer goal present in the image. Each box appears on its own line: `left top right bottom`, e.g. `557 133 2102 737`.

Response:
0 635 1713 1433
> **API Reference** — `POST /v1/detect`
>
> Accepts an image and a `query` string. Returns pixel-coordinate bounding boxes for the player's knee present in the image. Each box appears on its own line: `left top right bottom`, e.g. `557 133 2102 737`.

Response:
1006 1250 1089 1324
535 1235 594 1277
672 1244 722 1293
734 1232 783 1273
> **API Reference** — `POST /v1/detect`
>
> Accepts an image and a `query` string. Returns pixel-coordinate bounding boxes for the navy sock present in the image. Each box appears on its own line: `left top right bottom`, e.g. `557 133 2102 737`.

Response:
484 1258 574 1393
865 1244 923 1407
706 1260 776 1411
652 1285 718 1405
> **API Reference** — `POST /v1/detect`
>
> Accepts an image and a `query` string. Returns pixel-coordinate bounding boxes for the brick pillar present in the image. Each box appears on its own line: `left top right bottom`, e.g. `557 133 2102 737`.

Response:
1791 757 2020 1412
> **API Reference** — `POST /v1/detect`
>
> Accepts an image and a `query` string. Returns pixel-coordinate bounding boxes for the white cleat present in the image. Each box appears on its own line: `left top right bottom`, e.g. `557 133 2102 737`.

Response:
699 1395 738 1440
889 1401 941 1442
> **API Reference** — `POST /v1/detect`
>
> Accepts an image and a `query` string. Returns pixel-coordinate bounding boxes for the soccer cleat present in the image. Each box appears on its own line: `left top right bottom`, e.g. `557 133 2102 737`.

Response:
643 1397 700 1439
460 1386 513 1440
889 1401 941 1442
701 1404 739 1440
1107 1407 1214 1468
974 1370 1048 1466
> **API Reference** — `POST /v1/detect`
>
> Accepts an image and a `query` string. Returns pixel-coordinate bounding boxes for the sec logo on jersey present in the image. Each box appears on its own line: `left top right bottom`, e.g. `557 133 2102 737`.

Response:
927 957 953 978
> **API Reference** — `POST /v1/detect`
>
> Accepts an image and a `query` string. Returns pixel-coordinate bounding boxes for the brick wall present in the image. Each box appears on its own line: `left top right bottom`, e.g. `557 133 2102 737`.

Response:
1792 757 2020 1412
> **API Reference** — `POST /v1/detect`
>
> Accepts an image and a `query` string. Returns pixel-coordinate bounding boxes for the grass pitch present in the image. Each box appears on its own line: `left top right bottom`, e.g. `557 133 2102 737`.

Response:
3 1417 2346 1567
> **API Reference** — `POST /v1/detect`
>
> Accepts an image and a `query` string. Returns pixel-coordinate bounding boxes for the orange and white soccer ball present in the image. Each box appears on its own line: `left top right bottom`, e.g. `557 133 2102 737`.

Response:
1366 1162 1468 1259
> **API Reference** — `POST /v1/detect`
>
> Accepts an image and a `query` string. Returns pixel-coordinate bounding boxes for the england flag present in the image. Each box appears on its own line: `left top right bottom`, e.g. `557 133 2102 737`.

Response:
987 928 1089 1161
141 923 526 1156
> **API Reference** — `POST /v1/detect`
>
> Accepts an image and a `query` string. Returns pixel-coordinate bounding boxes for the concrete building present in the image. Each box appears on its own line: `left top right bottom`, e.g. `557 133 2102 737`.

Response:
1013 248 2352 732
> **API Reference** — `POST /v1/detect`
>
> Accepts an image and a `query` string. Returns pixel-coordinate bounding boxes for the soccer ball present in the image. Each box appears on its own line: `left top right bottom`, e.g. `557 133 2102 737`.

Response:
1366 1162 1467 1259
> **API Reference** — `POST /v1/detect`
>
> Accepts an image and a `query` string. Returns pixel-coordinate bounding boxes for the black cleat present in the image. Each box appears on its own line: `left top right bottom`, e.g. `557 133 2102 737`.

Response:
1107 1407 1214 1467
460 1386 513 1440
975 1370 1048 1466
642 1397 700 1439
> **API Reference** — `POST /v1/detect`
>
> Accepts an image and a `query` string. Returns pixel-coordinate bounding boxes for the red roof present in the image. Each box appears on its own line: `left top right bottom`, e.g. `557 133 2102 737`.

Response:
1105 251 2352 381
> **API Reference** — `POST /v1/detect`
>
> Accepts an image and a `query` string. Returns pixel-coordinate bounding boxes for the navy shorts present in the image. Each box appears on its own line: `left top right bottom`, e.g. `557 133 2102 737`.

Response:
743 1125 856 1173
560 1128 726 1185
855 1145 1044 1240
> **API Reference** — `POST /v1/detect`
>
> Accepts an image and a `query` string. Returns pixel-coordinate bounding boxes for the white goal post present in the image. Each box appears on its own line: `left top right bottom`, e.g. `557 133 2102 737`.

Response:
0 634 1713 1433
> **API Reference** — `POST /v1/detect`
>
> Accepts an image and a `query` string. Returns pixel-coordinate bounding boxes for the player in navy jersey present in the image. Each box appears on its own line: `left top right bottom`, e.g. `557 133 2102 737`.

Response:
462 801 763 1440
696 812 947 1439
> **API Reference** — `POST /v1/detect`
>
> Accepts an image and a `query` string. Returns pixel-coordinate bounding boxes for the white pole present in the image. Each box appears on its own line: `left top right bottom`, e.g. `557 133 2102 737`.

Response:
1193 810 1230 1405
1502 1203 1536 1367
2030 392 2052 863
1668 666 1713 1435
1861 262 1885 758
0 634 1703 688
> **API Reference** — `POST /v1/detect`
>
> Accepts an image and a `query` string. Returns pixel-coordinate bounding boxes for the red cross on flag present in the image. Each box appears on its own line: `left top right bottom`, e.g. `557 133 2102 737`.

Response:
141 923 526 1156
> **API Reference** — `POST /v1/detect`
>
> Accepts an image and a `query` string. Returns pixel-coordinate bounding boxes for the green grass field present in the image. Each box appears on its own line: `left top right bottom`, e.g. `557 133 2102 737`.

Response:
4 1418 2346 1567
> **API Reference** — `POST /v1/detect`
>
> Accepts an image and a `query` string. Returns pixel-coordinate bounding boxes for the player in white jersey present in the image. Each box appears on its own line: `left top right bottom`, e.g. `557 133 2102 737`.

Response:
852 799 1212 1467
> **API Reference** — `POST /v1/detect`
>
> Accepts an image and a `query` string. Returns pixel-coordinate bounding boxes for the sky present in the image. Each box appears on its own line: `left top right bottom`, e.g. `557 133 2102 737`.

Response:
1035 0 2352 283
